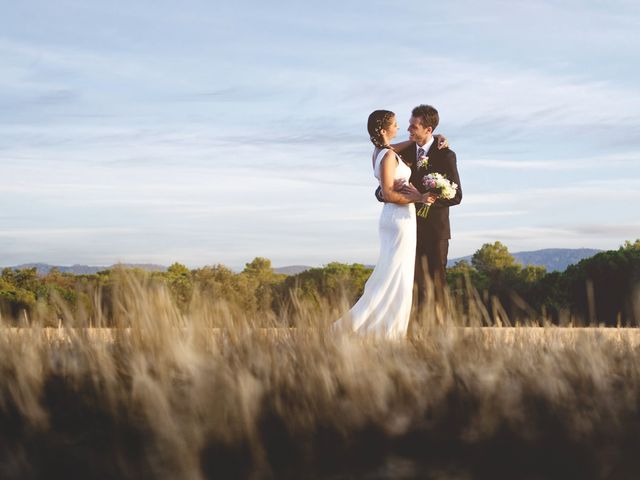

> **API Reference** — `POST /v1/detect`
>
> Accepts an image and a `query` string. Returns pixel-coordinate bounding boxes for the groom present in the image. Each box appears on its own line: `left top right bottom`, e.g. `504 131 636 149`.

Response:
378 104 462 307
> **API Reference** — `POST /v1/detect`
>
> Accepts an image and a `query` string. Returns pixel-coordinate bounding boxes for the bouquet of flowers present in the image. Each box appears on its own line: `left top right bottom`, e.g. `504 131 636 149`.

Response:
416 172 458 218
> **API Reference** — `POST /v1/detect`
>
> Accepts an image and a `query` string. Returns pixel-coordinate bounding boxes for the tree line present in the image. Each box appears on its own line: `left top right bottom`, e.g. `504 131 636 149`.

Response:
1 240 638 326
447 239 640 325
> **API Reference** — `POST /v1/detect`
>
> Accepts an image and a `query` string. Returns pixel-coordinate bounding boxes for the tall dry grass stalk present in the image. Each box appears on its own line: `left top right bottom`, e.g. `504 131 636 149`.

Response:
1 271 640 479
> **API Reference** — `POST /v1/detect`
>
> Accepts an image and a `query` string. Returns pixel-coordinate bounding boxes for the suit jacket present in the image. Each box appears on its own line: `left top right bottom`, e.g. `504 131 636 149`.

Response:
398 140 462 239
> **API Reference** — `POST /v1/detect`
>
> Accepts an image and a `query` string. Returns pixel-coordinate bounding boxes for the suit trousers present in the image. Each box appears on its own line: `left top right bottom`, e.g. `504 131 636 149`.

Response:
415 236 449 307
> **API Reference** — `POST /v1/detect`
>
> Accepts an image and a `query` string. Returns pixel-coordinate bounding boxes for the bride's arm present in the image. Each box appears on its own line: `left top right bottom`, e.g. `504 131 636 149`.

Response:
379 151 423 204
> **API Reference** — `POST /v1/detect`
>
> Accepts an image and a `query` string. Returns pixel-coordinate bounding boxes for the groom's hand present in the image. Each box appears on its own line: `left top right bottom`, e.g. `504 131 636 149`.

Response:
393 179 406 191
434 134 449 150
375 185 384 202
376 180 415 202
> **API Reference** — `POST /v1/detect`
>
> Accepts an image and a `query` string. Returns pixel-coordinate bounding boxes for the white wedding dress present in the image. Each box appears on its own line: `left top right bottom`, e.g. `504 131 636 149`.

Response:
334 148 416 339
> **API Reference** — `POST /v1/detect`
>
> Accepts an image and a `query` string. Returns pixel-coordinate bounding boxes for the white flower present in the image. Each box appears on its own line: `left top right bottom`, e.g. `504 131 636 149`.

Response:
421 173 458 199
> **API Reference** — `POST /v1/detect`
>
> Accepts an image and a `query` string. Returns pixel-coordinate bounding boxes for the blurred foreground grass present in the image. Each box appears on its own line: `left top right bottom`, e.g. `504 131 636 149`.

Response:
2 272 640 480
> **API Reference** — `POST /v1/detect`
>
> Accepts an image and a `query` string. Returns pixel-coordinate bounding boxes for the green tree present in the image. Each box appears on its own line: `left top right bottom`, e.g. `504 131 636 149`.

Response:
471 241 518 275
193 264 244 305
0 275 37 318
447 260 488 291
281 262 372 308
42 268 78 303
564 248 640 325
621 239 640 251
447 259 482 302
529 270 570 321
468 242 553 324
165 263 194 311
240 257 285 314
243 257 273 277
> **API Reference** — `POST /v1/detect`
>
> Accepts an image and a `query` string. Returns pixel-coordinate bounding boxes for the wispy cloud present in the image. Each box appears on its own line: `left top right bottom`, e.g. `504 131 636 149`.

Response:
452 223 639 258
456 210 528 218
465 152 640 171
0 227 138 238
465 223 640 240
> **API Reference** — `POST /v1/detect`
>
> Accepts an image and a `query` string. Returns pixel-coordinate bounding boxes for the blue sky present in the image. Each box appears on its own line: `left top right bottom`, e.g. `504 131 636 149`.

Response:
1 0 639 269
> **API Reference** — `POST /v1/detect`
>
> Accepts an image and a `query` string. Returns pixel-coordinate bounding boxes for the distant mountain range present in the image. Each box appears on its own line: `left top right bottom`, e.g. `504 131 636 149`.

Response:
8 263 167 275
312 248 601 274
446 248 603 272
5 263 309 276
273 265 312 275
283 248 602 274
5 249 602 276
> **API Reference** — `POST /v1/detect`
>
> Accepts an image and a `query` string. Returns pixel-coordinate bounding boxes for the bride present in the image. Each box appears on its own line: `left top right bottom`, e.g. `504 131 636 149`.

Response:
334 110 436 339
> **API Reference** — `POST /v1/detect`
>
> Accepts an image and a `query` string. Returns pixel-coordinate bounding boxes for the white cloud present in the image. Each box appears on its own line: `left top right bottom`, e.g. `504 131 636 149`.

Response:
1 0 639 267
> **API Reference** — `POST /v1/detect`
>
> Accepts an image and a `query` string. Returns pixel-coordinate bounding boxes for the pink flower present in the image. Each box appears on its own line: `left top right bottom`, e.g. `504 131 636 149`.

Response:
423 177 436 189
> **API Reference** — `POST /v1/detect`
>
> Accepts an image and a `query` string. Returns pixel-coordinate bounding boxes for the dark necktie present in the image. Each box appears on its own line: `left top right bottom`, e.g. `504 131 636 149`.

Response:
417 147 426 163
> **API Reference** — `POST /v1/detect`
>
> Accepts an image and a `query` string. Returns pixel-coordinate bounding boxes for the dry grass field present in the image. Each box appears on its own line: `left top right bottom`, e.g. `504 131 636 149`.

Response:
1 274 640 479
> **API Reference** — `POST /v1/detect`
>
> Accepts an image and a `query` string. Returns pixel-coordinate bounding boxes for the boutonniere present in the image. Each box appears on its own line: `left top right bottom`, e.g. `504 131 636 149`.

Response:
417 155 429 169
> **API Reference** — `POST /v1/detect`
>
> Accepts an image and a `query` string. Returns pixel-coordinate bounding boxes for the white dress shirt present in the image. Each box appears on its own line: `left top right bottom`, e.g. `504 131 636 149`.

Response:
417 136 435 158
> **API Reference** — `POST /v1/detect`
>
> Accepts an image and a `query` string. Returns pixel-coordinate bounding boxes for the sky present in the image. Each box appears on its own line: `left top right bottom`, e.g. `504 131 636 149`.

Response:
1 0 639 269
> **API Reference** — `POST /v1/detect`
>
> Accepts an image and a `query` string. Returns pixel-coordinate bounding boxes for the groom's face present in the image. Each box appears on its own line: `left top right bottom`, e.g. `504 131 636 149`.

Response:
408 116 433 145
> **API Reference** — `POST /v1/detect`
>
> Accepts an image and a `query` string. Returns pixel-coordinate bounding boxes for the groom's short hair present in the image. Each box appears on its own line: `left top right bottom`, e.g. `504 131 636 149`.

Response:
412 104 439 131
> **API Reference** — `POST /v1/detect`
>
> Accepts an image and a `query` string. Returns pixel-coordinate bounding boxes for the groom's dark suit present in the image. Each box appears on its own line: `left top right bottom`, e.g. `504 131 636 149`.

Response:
398 141 462 306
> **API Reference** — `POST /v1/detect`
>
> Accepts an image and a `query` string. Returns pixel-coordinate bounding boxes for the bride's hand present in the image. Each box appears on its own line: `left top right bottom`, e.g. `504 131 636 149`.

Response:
434 134 449 149
424 192 438 205
398 183 423 202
